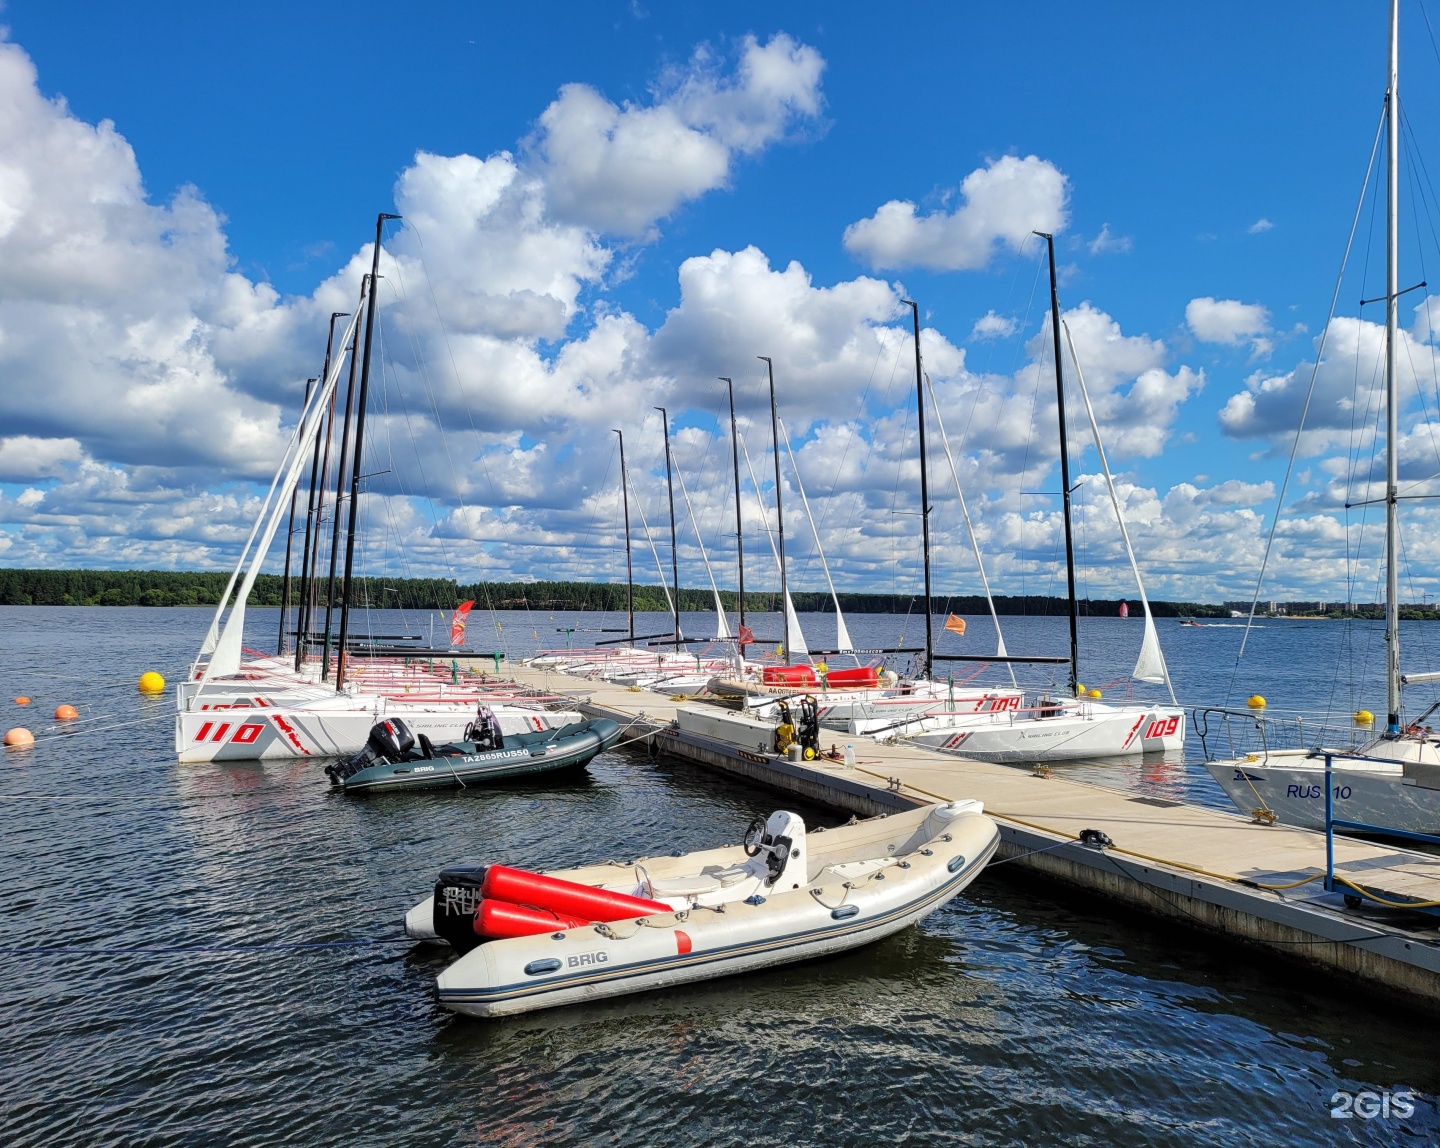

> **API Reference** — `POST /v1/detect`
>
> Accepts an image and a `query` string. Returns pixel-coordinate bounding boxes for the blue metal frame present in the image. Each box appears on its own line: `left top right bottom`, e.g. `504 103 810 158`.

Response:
1323 752 1440 915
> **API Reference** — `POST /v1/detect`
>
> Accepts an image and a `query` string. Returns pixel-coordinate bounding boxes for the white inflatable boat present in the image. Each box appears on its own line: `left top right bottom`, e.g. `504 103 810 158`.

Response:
404 801 1000 1018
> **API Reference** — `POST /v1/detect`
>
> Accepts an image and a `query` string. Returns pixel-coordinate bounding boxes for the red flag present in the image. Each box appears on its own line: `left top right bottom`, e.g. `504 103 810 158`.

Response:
450 600 475 647
944 614 967 636
738 624 755 646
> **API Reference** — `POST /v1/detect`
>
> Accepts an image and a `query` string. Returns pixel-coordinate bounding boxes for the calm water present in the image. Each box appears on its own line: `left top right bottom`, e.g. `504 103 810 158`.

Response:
1 605 1437 1146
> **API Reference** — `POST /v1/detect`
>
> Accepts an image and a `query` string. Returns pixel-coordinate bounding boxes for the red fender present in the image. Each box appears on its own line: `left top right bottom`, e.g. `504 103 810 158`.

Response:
481 864 671 922
475 899 589 939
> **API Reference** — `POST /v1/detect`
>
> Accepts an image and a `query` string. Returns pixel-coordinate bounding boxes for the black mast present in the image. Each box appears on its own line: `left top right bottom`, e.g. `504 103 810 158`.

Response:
655 406 681 651
292 377 322 669
322 282 368 679
759 356 789 664
1037 231 1080 694
302 312 346 662
336 213 401 690
278 376 314 655
904 300 934 681
613 428 634 646
722 377 745 632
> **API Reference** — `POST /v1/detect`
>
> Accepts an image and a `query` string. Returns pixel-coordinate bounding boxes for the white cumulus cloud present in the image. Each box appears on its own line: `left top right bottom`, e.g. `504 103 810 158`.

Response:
842 155 1069 272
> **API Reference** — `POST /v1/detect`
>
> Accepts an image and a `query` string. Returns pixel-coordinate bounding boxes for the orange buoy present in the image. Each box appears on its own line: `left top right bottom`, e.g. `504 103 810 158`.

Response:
14 697 30 706
54 705 78 721
4 727 35 747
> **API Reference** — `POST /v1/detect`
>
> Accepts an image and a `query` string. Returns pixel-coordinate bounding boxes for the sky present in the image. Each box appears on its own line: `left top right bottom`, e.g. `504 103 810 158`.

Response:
1 0 1439 605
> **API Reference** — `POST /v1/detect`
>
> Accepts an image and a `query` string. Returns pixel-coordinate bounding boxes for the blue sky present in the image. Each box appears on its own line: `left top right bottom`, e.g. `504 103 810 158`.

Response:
1 1 1438 604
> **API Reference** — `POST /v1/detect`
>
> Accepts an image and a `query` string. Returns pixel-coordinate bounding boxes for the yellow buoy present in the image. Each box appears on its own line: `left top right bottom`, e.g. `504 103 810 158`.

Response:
1074 682 1086 696
54 705 78 721
816 662 828 675
1087 688 1103 699
138 672 166 694
4 727 35 747
1247 695 1266 708
1354 710 1375 726
14 696 30 706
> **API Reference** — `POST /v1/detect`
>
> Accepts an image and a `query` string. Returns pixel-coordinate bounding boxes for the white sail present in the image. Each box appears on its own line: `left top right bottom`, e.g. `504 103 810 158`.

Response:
200 326 361 685
1063 321 1176 701
671 458 731 640
778 417 852 653
192 374 336 672
738 431 810 660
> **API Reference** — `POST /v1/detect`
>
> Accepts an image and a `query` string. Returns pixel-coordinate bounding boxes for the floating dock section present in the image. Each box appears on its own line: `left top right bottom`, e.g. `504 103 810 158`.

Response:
490 662 1440 1010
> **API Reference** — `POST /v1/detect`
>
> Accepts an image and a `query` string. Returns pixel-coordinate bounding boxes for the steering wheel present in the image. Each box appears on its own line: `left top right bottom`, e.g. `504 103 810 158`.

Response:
742 817 768 857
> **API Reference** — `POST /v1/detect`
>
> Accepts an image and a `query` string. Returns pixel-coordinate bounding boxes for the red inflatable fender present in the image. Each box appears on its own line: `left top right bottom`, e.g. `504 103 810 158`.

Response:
824 666 878 688
762 665 818 686
481 864 671 922
475 899 589 939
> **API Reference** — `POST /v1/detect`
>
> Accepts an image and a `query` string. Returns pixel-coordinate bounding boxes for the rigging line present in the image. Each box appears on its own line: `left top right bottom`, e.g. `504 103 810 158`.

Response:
779 415 852 656
670 443 731 638
925 372 1016 686
1230 100 1387 685
625 469 679 627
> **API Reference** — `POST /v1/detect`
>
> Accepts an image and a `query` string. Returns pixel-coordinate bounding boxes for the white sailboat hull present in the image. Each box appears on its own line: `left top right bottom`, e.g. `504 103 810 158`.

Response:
175 701 582 763
1204 741 1440 833
893 702 1186 762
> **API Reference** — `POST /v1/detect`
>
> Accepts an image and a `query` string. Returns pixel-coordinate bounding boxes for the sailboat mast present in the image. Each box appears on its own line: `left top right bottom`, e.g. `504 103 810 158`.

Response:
336 213 401 690
293 377 323 665
1385 0 1402 735
723 378 746 631
303 312 346 661
760 357 789 664
614 428 634 646
905 300 935 680
1037 231 1081 694
321 284 368 679
656 406 681 651
278 377 314 654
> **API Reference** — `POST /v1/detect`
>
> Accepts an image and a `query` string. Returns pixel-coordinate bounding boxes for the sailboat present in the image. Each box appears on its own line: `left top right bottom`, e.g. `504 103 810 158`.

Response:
1204 0 1440 832
869 236 1186 762
177 216 584 762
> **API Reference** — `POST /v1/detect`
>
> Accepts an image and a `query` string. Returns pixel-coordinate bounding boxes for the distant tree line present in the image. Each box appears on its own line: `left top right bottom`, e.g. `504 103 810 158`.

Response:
12 568 1429 617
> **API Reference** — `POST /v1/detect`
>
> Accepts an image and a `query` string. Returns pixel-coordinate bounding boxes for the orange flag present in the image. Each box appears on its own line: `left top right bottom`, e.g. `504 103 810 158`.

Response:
944 614 967 636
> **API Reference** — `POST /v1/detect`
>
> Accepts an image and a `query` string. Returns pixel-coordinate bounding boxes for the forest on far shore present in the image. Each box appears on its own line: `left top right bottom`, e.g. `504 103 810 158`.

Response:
0 568 1432 620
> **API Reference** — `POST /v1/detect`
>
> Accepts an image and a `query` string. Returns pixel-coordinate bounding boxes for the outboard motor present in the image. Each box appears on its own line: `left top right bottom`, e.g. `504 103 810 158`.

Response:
369 717 417 761
432 865 489 955
464 705 504 750
324 716 417 784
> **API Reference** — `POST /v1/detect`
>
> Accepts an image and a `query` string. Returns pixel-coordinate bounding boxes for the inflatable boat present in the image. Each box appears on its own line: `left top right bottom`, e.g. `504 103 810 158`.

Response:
404 801 999 1017
324 711 623 793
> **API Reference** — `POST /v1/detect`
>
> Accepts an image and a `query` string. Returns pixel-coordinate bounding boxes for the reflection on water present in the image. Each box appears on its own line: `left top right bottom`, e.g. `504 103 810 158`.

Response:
0 606 1437 1146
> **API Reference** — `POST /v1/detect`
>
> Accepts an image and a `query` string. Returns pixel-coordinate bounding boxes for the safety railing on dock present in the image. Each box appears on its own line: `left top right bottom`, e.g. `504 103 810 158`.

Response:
1322 752 1440 917
1191 706 1371 763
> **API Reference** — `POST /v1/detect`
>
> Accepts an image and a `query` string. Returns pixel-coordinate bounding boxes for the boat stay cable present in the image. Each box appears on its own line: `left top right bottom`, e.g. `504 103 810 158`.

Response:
923 373 1017 687
1062 321 1177 704
1227 102 1387 703
670 454 732 641
737 430 809 659
625 468 681 640
778 415 853 657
